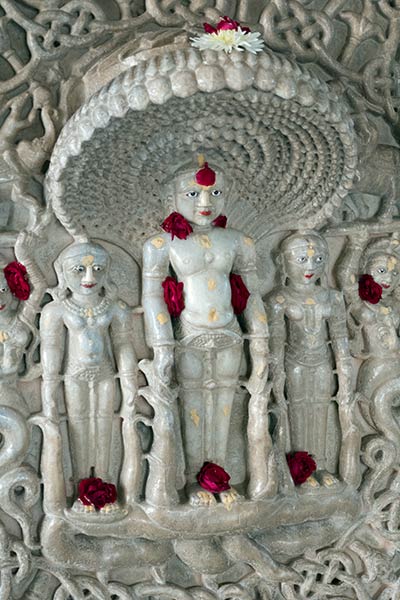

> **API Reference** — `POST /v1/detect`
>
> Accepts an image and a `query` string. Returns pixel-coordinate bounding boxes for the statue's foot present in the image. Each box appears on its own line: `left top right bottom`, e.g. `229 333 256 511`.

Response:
300 475 320 491
219 487 241 511
319 471 340 488
71 499 96 514
189 485 217 508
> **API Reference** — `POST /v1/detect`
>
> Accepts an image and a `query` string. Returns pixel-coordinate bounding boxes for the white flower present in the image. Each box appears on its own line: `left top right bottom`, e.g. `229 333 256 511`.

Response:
191 27 265 55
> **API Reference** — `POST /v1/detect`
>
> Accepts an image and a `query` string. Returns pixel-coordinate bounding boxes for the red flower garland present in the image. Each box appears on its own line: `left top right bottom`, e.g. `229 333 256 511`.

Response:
204 16 250 34
161 212 193 240
230 273 250 314
197 462 231 493
286 451 317 485
212 215 227 228
3 261 30 301
195 162 216 187
358 274 382 304
78 477 117 510
162 276 185 318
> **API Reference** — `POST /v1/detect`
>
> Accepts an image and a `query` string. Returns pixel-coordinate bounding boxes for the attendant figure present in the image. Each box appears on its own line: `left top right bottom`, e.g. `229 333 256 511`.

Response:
143 157 269 507
267 231 360 488
41 241 138 511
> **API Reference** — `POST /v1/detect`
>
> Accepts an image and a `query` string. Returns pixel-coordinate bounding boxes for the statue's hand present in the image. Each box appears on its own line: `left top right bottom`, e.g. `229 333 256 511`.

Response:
152 345 174 385
247 338 269 395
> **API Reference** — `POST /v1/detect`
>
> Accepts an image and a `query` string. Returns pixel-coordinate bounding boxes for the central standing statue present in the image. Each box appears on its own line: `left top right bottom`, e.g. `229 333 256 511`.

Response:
143 157 269 507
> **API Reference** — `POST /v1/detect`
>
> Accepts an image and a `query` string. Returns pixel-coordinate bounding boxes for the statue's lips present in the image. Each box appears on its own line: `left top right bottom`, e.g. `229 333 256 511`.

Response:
199 210 212 216
305 274 314 279
81 283 97 288
0 304 5 310
382 283 390 289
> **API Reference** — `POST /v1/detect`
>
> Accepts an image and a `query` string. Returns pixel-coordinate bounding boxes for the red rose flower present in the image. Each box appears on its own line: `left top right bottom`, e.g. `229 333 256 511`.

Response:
4 261 30 301
203 16 251 35
197 462 231 493
358 274 382 304
212 215 227 228
162 276 185 318
230 273 250 315
203 22 217 34
161 212 193 240
78 477 117 510
286 451 317 485
195 162 216 187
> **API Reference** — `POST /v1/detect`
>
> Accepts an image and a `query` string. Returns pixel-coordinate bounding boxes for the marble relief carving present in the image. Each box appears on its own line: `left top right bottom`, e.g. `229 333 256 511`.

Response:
0 1 400 599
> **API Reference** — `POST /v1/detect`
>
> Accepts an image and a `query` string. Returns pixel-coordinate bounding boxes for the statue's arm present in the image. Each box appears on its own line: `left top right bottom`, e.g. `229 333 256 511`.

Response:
41 302 65 420
335 232 368 304
265 294 286 404
328 291 352 397
142 235 175 384
233 235 269 393
111 303 138 414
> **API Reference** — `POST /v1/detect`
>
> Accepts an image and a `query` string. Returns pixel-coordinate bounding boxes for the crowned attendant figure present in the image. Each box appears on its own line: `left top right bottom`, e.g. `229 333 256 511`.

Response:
142 156 269 507
41 241 138 512
267 231 360 489
337 232 400 451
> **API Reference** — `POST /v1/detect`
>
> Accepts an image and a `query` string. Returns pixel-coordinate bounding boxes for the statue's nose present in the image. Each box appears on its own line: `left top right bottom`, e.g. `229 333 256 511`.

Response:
198 189 211 206
82 266 95 283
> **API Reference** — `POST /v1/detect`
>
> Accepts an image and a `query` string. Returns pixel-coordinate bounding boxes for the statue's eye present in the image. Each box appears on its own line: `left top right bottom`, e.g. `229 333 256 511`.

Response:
0 287 7 293
296 256 307 263
73 265 85 273
93 265 103 272
316 256 323 263
212 190 222 197
186 191 199 198
377 267 386 274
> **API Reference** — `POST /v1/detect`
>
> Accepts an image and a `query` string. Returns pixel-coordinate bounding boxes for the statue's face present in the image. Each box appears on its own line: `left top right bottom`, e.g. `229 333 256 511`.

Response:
173 170 225 226
63 252 108 296
0 274 13 316
367 253 400 296
284 238 327 286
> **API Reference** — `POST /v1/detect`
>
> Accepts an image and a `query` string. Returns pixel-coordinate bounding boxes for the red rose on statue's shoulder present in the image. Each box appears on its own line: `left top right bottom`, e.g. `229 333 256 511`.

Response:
212 215 227 228
197 462 231 493
162 276 185 318
78 477 117 510
230 273 250 315
161 212 193 240
4 261 30 301
286 451 317 485
358 274 382 305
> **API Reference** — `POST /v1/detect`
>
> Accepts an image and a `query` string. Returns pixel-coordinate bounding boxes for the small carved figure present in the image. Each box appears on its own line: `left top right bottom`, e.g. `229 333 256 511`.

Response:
267 230 360 488
41 241 137 511
337 232 400 453
143 157 269 507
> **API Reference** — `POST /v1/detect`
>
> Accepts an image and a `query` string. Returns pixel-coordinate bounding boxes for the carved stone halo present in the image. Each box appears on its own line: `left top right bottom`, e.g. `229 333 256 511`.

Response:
45 46 357 262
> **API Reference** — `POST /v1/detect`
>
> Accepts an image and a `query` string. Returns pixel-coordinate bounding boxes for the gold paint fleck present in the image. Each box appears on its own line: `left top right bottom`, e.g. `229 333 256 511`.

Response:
306 476 319 487
223 405 230 417
151 236 165 249
276 295 285 304
392 239 399 246
380 306 390 315
85 307 94 318
350 274 356 284
0 331 8 343
256 311 267 323
199 235 212 249
190 409 200 427
157 312 168 325
81 255 94 267
208 308 219 322
244 237 254 246
387 256 397 272
118 300 127 309
306 245 315 257
208 278 217 291
305 298 316 305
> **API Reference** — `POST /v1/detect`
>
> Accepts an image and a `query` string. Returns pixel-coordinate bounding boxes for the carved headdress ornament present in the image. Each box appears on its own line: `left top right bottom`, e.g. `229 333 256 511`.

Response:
195 154 216 189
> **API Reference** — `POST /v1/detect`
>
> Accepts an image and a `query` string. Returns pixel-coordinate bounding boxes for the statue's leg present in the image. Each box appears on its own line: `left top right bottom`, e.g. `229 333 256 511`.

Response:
64 378 90 483
285 358 338 484
95 377 115 483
